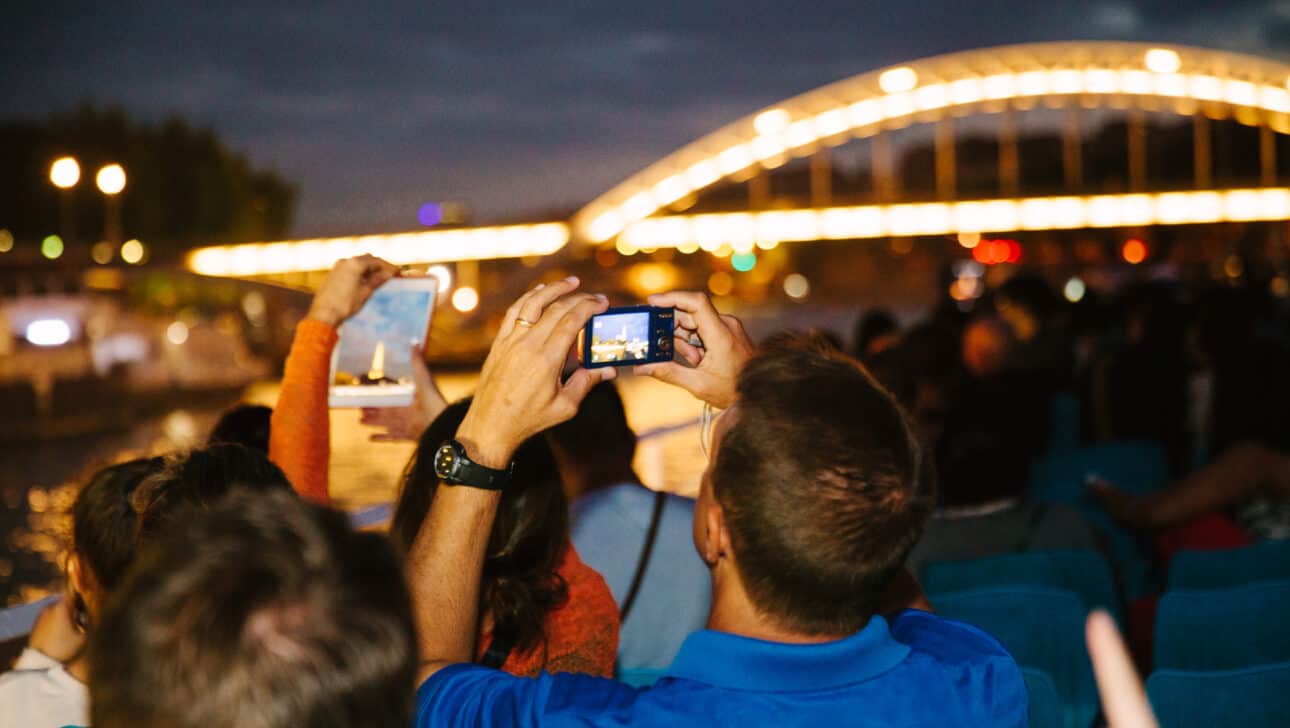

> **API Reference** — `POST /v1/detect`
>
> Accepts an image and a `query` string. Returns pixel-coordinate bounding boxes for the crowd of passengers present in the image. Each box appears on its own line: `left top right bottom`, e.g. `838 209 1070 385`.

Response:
3 253 1285 727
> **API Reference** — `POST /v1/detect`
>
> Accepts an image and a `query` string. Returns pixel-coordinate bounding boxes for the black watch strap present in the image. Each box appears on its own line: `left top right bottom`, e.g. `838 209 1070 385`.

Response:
435 440 512 491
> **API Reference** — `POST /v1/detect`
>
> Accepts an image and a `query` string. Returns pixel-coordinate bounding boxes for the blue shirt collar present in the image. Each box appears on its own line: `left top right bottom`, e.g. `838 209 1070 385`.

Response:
664 615 911 692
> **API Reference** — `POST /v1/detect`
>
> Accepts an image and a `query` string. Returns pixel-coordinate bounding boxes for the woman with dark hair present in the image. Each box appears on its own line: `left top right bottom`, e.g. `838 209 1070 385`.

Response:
391 399 618 677
0 457 162 728
271 256 618 677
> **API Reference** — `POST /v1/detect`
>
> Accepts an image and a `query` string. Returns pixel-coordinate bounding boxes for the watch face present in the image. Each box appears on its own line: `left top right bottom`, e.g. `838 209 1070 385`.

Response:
433 442 458 479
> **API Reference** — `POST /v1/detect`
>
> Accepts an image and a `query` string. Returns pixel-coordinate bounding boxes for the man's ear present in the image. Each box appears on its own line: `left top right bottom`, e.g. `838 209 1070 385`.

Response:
699 499 728 567
67 554 98 618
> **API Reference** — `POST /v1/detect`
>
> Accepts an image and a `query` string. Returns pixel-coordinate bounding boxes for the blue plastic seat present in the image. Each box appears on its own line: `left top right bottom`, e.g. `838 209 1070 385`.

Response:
1022 667 1063 728
1155 579 1290 671
1167 541 1290 591
923 550 1121 621
933 587 1096 728
1029 442 1169 597
1147 661 1290 728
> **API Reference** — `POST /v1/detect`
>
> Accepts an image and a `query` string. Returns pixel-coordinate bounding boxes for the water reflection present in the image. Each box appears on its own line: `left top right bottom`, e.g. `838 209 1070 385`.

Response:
4 372 706 607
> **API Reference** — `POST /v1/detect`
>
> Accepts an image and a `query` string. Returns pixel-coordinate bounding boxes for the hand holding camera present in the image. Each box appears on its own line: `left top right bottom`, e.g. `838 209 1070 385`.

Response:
633 291 754 409
456 277 615 469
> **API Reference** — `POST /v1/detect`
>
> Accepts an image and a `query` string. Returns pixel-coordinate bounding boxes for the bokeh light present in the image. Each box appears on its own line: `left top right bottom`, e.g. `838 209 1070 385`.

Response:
452 286 479 312
0 229 13 253
1064 277 1087 303
41 235 64 259
1121 239 1147 265
783 273 810 300
50 157 80 188
708 271 734 296
425 265 453 298
166 321 190 345
1144 48 1182 74
753 108 791 135
731 252 757 272
957 232 981 249
879 66 918 93
91 241 114 264
25 319 71 347
96 164 126 195
417 202 443 227
121 239 146 264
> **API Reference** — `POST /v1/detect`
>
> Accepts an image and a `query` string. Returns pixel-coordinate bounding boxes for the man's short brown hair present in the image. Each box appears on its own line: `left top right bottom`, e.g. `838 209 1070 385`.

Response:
90 488 417 728
712 336 934 635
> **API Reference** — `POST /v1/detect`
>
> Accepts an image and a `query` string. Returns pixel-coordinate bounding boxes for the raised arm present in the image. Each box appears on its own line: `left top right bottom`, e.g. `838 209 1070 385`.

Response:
408 278 613 684
269 255 398 504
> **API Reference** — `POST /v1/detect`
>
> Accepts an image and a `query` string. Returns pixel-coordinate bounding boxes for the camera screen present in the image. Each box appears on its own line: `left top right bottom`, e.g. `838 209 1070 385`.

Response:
589 311 651 364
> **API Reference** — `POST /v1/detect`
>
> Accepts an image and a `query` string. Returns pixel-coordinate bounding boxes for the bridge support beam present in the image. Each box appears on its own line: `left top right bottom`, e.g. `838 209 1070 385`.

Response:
1261 126 1277 186
810 148 833 208
749 169 770 209
872 132 896 202
999 108 1019 197
1194 116 1212 188
1128 110 1147 191
936 118 956 200
1063 108 1083 191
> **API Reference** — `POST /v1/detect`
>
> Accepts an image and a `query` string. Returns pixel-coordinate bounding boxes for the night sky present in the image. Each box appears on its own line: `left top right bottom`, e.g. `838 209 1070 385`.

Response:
6 1 1286 236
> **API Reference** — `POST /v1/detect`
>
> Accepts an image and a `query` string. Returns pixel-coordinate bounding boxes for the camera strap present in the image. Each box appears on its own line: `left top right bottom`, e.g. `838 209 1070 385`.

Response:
620 490 667 623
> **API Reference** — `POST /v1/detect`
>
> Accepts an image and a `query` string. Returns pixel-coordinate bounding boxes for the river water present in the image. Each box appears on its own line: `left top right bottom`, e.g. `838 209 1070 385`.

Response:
1 372 707 607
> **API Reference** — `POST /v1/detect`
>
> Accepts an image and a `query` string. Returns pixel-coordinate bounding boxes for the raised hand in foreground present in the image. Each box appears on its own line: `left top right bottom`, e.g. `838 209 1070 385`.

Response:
306 254 400 328
632 291 754 409
456 277 615 467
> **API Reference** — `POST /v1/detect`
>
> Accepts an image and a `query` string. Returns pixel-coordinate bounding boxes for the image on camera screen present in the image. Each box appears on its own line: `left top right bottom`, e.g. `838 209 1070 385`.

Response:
589 311 651 364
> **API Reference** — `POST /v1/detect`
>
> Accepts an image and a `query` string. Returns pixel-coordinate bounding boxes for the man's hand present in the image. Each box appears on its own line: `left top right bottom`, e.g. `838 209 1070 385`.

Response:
306 255 400 328
456 277 615 468
633 291 754 409
360 345 447 442
29 596 85 663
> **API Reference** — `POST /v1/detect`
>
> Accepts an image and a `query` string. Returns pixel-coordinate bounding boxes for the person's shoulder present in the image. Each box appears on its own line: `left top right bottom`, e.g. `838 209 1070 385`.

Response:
416 663 640 726
888 609 1016 667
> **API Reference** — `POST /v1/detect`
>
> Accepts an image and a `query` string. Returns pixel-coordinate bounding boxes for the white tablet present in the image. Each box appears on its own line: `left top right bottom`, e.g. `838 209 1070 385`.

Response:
328 276 437 408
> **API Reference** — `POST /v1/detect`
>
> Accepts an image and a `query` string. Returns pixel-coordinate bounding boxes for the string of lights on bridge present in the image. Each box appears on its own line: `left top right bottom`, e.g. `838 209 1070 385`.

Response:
576 43 1290 243
182 42 1290 283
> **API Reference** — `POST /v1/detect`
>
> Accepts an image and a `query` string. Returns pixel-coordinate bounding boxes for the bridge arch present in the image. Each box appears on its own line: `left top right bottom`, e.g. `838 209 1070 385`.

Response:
573 41 1290 244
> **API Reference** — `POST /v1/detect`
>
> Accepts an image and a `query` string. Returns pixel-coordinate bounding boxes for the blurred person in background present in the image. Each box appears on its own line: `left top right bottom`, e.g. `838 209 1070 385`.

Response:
1083 283 1190 474
278 256 619 677
905 406 1107 577
547 381 710 677
1091 285 1290 543
207 403 273 454
409 280 1026 726
961 315 1014 379
852 307 901 362
390 398 619 677
131 443 294 542
0 457 162 728
89 488 418 728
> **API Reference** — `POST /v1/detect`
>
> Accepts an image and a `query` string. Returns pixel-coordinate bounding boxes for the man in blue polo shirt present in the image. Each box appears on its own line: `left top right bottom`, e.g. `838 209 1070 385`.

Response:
406 279 1028 726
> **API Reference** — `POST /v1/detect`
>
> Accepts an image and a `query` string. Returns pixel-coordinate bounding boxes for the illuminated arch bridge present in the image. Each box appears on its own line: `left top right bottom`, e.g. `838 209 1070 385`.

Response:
189 41 1290 278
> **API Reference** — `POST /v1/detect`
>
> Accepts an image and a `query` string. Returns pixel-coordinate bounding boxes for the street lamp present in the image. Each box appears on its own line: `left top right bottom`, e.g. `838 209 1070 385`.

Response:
49 157 80 248
96 163 127 250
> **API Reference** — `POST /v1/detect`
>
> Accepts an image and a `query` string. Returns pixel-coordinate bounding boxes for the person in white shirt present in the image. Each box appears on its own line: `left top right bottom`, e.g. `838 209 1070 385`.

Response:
0 457 161 728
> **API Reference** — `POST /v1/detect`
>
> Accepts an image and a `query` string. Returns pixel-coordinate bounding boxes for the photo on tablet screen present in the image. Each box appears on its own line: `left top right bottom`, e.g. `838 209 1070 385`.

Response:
328 277 437 408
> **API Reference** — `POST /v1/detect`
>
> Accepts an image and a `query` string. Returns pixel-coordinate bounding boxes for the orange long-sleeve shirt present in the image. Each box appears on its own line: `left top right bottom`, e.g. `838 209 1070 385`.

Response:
270 318 336 505
269 319 619 677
